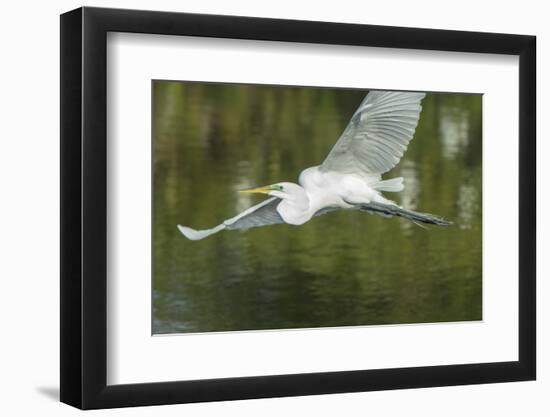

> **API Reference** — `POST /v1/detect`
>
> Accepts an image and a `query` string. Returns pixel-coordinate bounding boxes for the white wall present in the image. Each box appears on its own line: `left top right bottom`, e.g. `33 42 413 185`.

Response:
0 0 545 415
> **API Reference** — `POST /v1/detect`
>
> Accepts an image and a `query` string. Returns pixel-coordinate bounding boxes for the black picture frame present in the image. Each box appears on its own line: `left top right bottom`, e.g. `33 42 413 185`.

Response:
60 6 536 410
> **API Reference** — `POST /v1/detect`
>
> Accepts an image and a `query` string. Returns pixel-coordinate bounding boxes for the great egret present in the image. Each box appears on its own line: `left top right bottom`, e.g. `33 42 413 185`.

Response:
178 90 450 240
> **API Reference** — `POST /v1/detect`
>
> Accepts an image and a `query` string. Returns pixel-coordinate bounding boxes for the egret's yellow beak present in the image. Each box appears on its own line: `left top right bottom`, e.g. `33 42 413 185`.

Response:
239 185 272 194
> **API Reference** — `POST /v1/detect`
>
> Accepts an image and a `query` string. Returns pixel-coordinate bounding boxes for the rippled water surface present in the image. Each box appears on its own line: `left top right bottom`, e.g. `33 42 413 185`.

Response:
152 81 482 334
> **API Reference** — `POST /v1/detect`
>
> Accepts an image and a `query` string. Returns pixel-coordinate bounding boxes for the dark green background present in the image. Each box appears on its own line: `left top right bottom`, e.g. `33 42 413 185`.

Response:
152 81 482 334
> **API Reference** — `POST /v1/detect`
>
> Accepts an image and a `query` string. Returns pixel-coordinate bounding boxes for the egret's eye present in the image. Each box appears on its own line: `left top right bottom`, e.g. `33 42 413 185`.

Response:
272 184 284 191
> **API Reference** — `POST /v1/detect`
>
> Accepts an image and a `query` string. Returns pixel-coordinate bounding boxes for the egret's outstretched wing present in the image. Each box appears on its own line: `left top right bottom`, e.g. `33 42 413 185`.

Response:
177 197 285 240
321 91 426 176
178 198 343 240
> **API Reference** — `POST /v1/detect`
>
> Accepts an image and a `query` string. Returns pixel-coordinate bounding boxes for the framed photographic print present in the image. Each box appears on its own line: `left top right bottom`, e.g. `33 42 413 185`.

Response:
60 6 536 409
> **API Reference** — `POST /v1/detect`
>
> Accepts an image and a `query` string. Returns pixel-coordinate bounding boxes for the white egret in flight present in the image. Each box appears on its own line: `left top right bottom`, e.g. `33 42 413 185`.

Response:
178 90 450 240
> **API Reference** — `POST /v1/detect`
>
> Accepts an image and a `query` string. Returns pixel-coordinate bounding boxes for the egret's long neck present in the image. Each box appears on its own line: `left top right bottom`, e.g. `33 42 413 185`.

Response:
275 186 312 225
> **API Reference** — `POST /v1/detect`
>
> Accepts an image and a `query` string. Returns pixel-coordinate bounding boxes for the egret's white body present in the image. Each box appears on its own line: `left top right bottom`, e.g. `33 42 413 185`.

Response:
178 91 450 240
273 168 389 225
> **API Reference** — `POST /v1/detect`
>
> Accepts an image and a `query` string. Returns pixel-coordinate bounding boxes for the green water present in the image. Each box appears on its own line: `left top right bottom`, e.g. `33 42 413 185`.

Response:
152 81 482 334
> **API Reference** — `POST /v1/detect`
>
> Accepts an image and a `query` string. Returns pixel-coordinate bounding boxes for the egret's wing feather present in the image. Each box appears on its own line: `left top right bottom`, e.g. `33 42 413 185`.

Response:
177 197 284 240
177 224 225 240
321 91 426 176
225 197 284 230
313 205 341 217
357 201 451 226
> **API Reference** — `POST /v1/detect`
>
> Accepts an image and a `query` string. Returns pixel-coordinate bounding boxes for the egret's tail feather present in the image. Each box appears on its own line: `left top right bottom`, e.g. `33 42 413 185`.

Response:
177 224 226 240
359 202 451 226
372 177 405 192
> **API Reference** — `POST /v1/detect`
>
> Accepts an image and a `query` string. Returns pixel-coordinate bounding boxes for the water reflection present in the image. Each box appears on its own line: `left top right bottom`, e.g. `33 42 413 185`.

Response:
457 184 479 230
153 82 483 334
440 105 471 160
396 160 420 234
